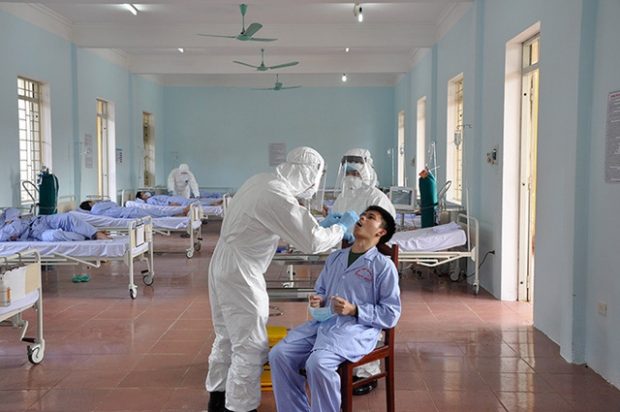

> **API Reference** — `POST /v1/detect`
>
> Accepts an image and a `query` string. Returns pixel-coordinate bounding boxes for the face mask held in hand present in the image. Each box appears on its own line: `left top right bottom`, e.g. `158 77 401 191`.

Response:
308 304 335 322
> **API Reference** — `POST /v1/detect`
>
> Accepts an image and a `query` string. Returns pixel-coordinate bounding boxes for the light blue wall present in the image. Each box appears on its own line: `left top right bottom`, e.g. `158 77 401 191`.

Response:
404 0 620 387
0 9 74 206
408 51 434 186
394 72 412 186
75 49 132 200
0 9 164 206
132 75 166 185
163 86 394 189
585 0 620 387
478 0 585 361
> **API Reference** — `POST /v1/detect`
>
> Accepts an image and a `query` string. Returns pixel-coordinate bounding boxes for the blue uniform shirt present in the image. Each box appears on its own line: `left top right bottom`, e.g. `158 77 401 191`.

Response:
282 246 401 362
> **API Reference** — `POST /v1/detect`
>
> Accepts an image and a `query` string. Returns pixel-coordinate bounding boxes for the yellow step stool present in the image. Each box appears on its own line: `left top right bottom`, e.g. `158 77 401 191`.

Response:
261 325 288 392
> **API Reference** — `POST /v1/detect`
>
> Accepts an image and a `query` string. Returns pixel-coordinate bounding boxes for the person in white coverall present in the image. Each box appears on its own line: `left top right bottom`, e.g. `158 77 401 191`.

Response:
332 148 396 219
206 146 359 412
167 163 200 198
330 148 396 395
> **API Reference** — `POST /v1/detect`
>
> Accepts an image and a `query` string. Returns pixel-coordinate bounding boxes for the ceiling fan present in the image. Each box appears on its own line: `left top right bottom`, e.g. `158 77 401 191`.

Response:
197 4 276 42
254 74 301 91
234 49 298 71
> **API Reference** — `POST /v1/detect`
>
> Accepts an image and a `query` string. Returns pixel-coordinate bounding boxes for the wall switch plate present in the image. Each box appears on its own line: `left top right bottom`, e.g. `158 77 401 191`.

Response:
597 302 608 316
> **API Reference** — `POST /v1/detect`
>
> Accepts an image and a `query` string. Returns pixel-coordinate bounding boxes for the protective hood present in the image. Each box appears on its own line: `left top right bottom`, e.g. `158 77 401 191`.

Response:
178 163 190 173
335 148 378 197
275 146 324 198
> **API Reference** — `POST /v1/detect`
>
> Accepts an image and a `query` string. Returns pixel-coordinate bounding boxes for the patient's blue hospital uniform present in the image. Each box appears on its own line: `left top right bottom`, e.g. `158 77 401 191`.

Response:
269 247 401 412
91 201 183 218
146 195 195 207
0 213 97 242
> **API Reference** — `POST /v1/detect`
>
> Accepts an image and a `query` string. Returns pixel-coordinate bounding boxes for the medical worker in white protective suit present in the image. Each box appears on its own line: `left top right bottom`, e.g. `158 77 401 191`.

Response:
206 146 359 412
331 148 396 395
332 148 395 223
167 163 200 198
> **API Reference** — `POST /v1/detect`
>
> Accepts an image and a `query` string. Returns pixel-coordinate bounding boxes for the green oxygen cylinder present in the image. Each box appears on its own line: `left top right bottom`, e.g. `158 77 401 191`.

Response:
38 168 59 215
418 170 437 228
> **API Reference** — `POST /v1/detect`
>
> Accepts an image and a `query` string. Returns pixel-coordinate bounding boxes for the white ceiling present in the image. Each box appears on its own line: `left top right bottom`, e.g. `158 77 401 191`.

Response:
3 0 473 86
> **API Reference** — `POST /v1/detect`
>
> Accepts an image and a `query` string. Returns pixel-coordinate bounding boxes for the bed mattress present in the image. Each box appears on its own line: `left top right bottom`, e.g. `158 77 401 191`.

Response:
70 211 198 230
388 222 466 252
0 236 134 258
203 205 224 217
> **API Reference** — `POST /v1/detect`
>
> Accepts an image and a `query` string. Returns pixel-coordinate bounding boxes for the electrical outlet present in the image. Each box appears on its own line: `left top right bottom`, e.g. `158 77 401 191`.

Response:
597 302 607 317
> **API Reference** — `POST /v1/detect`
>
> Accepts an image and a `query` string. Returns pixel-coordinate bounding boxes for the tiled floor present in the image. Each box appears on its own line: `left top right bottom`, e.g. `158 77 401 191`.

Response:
1 221 619 411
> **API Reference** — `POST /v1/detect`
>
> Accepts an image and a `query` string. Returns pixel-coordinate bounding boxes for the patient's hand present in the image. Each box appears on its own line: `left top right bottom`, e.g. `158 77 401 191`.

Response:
95 231 111 240
183 206 191 215
170 202 181 206
332 296 357 316
308 294 323 308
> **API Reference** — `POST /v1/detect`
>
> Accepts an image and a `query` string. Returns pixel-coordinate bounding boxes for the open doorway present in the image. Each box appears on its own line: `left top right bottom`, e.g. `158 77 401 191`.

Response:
96 99 110 198
397 110 406 186
143 112 155 187
502 23 540 301
518 35 540 302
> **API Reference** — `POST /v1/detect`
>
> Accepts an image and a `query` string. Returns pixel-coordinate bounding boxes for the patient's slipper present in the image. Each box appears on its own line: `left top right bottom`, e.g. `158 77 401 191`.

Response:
72 274 91 283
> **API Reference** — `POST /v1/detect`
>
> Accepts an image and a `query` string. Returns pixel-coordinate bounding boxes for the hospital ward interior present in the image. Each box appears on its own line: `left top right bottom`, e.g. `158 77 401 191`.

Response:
1 0 620 411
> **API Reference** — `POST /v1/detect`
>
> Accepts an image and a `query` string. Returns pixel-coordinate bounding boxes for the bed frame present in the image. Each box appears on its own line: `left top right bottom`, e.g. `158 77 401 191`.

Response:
0 249 45 364
120 189 203 258
1 218 155 299
396 213 479 294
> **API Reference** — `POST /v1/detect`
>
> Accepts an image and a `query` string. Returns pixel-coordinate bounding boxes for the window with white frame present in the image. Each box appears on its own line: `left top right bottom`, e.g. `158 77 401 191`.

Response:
17 77 44 205
446 75 464 204
416 97 426 173
143 112 155 187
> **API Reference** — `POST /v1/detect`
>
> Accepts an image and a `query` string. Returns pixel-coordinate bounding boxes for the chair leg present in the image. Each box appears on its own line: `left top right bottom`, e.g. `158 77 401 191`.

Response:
385 356 395 412
339 365 354 412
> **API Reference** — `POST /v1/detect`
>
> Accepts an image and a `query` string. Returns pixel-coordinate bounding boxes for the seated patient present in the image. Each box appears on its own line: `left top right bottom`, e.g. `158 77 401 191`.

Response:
0 208 109 242
79 200 189 218
269 205 400 412
135 191 197 207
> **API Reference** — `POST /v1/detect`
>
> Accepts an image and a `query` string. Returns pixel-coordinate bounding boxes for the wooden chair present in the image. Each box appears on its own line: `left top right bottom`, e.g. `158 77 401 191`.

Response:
338 242 398 412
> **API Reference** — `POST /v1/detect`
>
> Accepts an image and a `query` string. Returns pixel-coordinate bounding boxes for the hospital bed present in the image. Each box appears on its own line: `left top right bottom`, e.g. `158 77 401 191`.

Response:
70 206 202 259
125 202 203 258
388 213 480 294
198 187 234 220
0 218 155 299
0 249 45 364
268 249 333 300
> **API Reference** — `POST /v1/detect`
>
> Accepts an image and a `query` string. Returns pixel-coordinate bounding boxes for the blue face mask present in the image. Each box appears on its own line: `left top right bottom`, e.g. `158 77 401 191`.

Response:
308 305 335 322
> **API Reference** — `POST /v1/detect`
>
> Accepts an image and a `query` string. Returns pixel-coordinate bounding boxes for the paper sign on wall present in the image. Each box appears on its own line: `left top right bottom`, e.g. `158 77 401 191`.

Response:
116 148 123 165
84 134 93 169
269 143 287 166
605 90 620 183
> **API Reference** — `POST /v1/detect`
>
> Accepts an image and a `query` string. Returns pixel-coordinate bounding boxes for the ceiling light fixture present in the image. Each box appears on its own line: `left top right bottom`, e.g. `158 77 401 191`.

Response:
124 3 138 16
353 2 363 22
341 73 348 82
178 48 184 53
345 47 350 53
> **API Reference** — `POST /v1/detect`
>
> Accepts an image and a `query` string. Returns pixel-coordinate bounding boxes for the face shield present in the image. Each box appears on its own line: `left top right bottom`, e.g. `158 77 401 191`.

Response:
335 154 375 196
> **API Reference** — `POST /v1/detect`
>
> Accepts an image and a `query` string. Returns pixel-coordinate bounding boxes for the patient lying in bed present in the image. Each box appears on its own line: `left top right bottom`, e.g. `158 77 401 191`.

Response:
79 200 189 218
135 191 198 207
0 208 109 241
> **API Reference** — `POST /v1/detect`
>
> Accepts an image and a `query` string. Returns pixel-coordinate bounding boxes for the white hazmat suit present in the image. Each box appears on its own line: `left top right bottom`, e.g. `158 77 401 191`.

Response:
206 147 348 412
332 148 396 218
167 163 200 198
